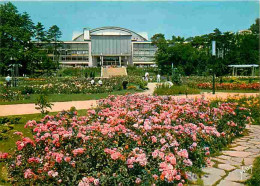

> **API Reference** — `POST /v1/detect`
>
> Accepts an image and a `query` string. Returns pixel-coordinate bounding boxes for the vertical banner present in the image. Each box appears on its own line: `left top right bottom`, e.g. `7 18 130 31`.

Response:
212 41 216 56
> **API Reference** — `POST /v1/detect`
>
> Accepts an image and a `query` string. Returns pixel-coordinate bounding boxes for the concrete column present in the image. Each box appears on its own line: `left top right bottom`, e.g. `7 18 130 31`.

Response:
232 67 234 76
88 42 92 67
119 56 121 67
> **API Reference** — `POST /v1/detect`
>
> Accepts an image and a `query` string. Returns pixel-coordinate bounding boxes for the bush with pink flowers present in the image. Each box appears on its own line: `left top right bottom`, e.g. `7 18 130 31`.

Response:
1 95 252 185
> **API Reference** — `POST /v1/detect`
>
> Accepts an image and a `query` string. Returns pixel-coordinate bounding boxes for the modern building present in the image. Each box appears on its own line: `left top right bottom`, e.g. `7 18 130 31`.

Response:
46 27 157 67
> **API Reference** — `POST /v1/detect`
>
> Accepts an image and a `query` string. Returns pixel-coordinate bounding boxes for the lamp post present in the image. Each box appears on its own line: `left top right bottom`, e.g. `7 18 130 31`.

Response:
211 41 216 94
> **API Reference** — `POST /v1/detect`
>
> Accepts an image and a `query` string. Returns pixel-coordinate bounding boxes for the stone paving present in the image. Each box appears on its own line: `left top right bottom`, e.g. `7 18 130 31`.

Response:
197 124 260 186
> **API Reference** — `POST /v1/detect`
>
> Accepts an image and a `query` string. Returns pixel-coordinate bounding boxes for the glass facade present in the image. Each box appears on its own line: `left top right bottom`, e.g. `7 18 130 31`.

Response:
39 27 158 67
133 43 156 63
45 43 89 62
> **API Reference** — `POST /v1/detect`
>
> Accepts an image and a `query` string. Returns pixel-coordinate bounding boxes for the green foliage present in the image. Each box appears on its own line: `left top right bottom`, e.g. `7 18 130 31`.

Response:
153 21 259 76
35 94 54 115
153 84 200 95
57 67 101 77
249 18 259 34
0 87 25 102
127 66 158 77
0 117 21 125
246 156 260 186
0 2 62 76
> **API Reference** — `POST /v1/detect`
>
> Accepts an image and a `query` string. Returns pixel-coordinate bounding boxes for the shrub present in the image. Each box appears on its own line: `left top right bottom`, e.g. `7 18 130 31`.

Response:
13 76 147 95
154 84 200 95
127 85 137 90
0 117 21 125
246 156 260 186
210 95 260 125
35 94 54 115
0 95 251 185
0 87 24 102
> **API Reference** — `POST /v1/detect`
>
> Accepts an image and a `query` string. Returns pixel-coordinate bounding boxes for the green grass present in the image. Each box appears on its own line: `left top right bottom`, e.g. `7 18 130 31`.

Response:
246 156 260 186
0 89 142 105
0 109 87 185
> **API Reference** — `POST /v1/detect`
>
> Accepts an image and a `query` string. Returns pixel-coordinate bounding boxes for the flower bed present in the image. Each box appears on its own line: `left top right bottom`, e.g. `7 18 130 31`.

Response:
0 76 147 102
197 82 260 90
0 95 251 185
210 95 260 125
21 76 146 94
154 84 200 95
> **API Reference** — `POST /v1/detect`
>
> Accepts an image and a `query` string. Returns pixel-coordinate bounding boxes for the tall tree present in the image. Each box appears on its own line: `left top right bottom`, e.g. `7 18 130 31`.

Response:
249 18 259 34
34 22 46 43
0 2 34 75
47 25 62 63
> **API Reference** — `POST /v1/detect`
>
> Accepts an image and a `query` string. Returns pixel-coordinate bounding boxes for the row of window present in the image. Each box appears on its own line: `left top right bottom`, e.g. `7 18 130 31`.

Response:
133 56 155 62
133 51 156 56
133 44 156 49
48 56 89 61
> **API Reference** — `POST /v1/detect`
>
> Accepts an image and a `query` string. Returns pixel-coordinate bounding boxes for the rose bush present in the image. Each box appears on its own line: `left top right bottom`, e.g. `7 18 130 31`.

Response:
18 76 147 94
0 95 251 185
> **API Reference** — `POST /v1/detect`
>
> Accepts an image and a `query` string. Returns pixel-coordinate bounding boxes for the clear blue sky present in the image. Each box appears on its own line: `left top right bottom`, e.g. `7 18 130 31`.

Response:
4 1 260 41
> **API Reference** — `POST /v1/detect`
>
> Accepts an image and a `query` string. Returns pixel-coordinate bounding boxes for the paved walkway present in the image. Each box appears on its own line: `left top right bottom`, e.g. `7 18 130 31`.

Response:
0 83 258 116
0 100 97 116
198 124 260 186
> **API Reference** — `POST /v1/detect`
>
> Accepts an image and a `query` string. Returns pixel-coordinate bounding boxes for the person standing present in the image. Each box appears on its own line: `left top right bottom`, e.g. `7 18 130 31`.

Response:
145 72 149 82
157 74 161 83
5 75 11 87
98 79 103 86
90 78 95 86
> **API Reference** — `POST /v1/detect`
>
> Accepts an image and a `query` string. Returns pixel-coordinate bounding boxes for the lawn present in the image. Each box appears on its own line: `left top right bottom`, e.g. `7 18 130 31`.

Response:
0 89 142 105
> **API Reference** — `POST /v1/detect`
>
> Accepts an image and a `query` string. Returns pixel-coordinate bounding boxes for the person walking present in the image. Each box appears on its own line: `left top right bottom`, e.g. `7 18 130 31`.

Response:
157 74 161 83
5 75 11 87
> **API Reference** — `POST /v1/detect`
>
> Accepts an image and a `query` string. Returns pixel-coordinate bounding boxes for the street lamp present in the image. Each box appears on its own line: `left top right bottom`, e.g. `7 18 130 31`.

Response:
211 41 216 94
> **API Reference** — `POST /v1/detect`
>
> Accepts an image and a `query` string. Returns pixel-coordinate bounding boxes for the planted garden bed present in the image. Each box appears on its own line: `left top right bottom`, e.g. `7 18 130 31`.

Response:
0 94 253 185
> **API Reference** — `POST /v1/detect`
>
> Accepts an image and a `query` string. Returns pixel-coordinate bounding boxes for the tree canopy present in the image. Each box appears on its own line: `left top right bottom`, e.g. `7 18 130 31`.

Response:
0 2 62 76
152 19 259 76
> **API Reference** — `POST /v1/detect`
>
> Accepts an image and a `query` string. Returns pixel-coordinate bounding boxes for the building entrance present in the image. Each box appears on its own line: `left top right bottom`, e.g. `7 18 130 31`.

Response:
103 56 120 66
97 56 123 66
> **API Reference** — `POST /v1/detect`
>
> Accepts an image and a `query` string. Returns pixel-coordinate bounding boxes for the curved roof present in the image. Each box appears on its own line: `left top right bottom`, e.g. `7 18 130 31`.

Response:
73 26 148 41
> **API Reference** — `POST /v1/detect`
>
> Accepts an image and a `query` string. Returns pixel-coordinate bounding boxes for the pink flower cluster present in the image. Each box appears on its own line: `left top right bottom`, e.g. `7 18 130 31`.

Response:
4 94 251 185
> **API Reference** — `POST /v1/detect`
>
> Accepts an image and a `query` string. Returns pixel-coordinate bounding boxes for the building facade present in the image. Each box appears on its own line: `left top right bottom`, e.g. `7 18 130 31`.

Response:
46 27 157 67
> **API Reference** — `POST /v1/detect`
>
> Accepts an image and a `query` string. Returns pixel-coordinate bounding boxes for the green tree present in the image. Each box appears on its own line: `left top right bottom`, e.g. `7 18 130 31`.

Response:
47 25 62 64
34 22 47 43
0 2 34 75
249 18 259 34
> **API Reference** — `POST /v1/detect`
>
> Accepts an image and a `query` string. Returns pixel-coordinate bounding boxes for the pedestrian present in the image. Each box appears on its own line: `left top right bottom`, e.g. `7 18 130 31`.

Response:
145 72 149 82
122 80 128 90
90 78 95 86
98 79 103 86
157 74 161 83
5 74 11 87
